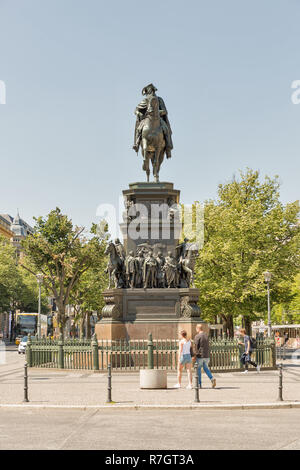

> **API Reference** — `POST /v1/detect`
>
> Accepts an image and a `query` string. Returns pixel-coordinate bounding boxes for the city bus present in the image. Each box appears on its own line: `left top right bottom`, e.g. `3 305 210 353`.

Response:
15 313 38 337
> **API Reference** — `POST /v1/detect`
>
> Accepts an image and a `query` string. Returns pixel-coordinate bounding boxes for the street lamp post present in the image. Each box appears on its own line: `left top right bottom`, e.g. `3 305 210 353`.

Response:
263 271 272 337
36 273 43 339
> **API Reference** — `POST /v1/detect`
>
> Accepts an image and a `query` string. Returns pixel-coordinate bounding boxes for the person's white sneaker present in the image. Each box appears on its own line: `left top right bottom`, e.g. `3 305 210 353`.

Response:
241 370 248 374
186 384 192 390
256 365 261 373
173 383 181 388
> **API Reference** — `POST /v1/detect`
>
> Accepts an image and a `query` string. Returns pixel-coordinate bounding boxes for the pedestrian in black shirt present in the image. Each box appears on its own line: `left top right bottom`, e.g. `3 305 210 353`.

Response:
194 324 216 388
239 328 260 374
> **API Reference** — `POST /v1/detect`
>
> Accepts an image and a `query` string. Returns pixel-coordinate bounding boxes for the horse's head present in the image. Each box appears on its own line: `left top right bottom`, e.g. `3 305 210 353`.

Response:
104 241 115 256
147 95 160 117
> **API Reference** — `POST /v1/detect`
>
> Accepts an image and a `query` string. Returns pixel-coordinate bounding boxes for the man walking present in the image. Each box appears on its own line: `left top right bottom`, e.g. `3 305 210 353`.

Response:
239 328 260 373
194 324 216 388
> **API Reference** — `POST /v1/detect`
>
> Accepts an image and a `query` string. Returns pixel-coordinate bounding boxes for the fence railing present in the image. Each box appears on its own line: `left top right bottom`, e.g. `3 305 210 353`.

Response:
26 334 276 372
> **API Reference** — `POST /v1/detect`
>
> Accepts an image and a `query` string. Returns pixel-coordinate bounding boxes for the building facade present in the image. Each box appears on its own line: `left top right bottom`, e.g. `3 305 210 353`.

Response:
0 212 33 253
0 214 14 239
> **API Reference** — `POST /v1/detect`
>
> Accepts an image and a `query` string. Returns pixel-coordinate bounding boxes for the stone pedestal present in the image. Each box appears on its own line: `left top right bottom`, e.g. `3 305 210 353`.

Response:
95 180 206 342
95 287 206 341
121 182 181 255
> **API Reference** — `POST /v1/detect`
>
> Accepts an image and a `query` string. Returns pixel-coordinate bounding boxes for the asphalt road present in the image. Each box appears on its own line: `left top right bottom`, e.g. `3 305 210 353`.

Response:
1 407 300 450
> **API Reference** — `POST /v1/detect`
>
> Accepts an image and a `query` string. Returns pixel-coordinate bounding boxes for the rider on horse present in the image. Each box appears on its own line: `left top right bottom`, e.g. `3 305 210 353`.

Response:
133 83 173 159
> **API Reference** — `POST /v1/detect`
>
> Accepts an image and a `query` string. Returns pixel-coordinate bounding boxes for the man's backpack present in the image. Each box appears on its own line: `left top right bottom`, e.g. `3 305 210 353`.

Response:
249 337 257 349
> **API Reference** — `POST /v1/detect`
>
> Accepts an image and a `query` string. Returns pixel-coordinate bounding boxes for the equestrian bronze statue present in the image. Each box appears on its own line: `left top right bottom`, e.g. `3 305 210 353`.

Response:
133 83 173 183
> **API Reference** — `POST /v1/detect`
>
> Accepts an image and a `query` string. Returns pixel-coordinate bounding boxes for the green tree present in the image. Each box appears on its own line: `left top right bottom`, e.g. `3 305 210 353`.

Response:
289 274 300 316
68 247 108 338
18 263 49 314
0 237 48 339
22 208 107 336
272 274 300 324
195 169 300 337
0 236 21 313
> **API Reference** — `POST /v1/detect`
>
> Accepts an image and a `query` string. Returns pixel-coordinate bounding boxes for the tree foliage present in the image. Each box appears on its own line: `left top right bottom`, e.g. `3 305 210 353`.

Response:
195 169 300 335
22 208 107 335
0 236 48 314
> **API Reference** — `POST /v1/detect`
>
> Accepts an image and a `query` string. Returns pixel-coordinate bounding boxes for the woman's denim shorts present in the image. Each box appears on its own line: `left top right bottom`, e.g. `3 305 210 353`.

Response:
180 354 192 365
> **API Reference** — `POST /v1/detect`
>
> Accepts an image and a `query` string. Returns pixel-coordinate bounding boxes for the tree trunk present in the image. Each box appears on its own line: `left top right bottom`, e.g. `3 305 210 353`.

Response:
70 320 77 338
243 316 252 336
57 307 66 338
222 314 234 338
80 312 86 339
86 313 91 339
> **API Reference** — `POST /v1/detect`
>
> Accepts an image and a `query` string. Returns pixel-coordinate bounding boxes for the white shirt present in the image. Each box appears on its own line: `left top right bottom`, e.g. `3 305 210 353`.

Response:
182 339 191 355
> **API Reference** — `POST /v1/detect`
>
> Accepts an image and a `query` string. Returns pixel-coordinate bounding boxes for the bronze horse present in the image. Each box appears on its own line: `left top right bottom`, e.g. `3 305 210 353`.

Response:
141 95 166 183
105 241 125 289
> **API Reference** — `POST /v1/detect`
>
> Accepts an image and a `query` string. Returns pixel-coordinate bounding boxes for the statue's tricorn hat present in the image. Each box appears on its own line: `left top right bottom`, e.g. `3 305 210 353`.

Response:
142 83 157 95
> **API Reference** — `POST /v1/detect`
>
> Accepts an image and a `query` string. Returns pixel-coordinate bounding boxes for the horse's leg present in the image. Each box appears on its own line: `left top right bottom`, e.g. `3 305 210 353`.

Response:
112 268 118 288
153 149 159 183
142 140 150 182
145 151 150 182
157 145 165 180
146 154 150 182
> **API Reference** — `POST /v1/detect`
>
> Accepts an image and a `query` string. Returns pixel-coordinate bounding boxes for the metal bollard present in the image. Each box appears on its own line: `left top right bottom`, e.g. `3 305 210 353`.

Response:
147 332 154 370
277 363 283 401
92 333 99 371
106 363 112 403
194 362 200 403
23 362 29 403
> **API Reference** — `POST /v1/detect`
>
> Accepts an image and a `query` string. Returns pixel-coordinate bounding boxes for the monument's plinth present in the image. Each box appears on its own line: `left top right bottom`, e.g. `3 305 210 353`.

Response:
95 287 205 340
120 182 181 255
95 180 206 342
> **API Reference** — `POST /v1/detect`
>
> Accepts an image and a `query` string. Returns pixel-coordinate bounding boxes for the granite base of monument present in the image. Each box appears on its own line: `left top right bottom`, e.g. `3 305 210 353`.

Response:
95 287 208 341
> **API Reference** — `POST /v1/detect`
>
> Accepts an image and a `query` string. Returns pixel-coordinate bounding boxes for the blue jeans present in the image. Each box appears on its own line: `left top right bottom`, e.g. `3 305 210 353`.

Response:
196 358 213 386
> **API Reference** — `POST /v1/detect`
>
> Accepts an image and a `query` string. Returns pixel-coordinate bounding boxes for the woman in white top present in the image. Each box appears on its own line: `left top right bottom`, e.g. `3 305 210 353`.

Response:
174 329 193 389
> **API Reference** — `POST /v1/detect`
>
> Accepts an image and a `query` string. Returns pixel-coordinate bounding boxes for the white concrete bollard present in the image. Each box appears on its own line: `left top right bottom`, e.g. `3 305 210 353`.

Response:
140 369 167 389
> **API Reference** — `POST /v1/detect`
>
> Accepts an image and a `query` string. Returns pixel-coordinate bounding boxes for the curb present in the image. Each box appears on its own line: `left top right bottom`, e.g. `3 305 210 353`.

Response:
0 402 299 411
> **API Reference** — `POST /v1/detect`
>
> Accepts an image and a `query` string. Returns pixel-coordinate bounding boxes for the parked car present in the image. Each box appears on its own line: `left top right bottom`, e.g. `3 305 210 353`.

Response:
18 336 28 354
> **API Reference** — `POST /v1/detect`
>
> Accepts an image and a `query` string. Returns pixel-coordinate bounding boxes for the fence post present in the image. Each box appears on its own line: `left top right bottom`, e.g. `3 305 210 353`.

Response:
26 334 32 367
92 333 99 371
58 333 64 369
148 333 154 369
277 363 283 401
272 341 277 368
23 362 29 402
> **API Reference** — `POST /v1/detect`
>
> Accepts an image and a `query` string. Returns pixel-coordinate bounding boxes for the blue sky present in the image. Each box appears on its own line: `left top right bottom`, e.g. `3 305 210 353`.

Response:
0 0 299 230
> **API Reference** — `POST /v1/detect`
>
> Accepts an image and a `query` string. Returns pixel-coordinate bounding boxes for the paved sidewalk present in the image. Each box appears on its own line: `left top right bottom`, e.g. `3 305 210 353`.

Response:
2 348 300 450
1 360 299 408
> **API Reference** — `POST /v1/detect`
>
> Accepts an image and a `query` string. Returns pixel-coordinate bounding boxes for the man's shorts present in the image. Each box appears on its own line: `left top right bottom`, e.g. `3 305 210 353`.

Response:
180 354 192 365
